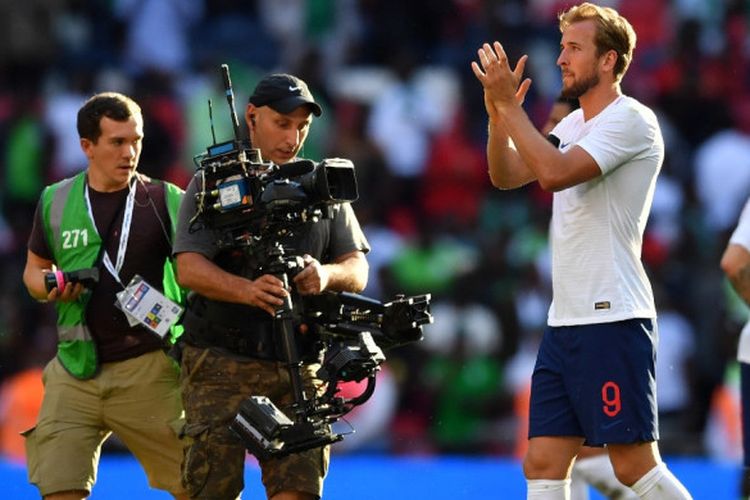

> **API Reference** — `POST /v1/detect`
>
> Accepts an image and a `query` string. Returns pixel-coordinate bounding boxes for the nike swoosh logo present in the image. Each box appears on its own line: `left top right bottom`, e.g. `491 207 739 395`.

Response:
560 142 571 149
601 419 622 430
289 86 301 92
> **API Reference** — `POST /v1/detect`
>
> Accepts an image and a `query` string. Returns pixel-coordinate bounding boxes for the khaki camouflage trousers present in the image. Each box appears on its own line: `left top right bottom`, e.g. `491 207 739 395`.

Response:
180 344 329 499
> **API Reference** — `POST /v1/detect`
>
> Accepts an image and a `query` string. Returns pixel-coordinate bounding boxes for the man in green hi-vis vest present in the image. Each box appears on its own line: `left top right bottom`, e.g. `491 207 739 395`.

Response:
22 92 188 500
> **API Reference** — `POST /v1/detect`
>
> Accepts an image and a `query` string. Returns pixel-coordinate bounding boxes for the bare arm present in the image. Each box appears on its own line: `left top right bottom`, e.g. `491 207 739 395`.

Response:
474 51 536 190
23 250 83 302
473 41 600 192
293 250 368 295
722 243 750 306
175 251 288 316
498 102 602 191
486 118 537 189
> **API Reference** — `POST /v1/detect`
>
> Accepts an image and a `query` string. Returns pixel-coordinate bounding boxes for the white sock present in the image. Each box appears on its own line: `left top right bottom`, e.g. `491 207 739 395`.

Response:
630 463 692 499
527 479 570 499
569 466 590 500
573 454 638 499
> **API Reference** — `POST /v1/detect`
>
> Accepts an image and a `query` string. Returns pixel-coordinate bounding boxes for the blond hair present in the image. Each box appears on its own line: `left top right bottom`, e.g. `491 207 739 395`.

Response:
559 2 637 82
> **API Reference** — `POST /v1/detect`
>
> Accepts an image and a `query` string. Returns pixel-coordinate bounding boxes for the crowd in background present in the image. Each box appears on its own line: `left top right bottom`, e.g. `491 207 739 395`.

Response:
0 0 749 462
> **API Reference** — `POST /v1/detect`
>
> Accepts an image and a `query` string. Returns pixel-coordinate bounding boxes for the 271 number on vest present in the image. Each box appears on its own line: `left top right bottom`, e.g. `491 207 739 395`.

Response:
62 229 89 249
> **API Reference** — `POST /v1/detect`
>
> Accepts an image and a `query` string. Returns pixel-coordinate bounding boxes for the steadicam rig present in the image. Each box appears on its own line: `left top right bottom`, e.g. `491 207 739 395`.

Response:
193 64 433 460
230 290 432 460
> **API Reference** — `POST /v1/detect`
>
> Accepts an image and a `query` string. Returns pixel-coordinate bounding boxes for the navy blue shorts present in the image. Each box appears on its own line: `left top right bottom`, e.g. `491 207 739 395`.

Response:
529 318 659 446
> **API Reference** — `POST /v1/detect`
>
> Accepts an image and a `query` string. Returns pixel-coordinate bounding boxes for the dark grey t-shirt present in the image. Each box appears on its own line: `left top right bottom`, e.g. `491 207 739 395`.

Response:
173 171 370 328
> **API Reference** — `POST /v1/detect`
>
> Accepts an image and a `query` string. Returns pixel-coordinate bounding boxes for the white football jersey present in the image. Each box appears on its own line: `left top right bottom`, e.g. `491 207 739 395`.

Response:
547 95 664 326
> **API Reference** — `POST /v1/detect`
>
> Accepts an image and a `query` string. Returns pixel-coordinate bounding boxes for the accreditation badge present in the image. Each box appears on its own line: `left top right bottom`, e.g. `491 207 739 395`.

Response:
115 274 183 338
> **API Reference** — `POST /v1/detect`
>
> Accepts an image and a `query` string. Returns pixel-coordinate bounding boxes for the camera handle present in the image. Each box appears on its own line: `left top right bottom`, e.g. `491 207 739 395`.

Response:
264 242 309 417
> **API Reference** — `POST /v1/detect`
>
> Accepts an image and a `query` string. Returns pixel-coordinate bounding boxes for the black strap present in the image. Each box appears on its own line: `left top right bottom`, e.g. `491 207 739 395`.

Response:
182 306 322 362
182 308 280 360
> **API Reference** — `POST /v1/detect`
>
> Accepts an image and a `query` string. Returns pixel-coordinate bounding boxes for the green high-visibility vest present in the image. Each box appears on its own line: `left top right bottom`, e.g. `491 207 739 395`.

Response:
40 171 184 379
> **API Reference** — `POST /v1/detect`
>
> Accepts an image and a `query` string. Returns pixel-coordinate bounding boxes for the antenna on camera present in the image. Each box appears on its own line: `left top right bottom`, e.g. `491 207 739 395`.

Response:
207 99 217 145
220 63 242 143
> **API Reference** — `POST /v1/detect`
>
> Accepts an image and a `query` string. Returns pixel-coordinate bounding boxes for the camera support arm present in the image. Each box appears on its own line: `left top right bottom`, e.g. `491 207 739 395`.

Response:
264 242 308 413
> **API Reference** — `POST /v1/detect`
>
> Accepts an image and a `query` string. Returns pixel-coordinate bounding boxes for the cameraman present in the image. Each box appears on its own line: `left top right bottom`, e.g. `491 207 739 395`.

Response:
174 73 370 500
22 93 187 499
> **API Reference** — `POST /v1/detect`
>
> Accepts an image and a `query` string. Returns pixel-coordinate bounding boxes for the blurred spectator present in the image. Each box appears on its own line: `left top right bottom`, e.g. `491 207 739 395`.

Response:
114 0 203 77
133 70 191 187
415 276 508 454
656 18 732 148
0 0 63 86
190 0 278 70
360 218 405 300
655 298 698 453
693 93 750 236
1 89 54 246
366 50 449 214
419 107 489 229
43 70 92 180
388 219 479 299
0 368 43 462
258 0 365 76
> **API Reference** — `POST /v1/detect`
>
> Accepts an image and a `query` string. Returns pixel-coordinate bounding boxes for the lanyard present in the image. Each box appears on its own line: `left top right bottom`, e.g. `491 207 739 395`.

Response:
84 179 136 287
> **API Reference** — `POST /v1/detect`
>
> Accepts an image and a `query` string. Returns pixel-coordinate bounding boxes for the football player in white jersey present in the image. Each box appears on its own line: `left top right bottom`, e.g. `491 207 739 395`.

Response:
472 3 691 499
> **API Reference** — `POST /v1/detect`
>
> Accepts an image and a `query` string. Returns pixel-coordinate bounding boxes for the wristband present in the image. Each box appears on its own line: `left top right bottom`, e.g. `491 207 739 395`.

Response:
55 270 65 291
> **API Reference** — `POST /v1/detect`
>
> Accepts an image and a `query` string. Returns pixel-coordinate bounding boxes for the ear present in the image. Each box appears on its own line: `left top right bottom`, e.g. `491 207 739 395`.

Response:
80 138 94 160
245 104 257 130
601 49 618 74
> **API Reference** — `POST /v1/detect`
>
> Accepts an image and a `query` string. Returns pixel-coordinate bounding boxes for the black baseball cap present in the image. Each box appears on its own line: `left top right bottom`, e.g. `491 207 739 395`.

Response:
248 73 322 117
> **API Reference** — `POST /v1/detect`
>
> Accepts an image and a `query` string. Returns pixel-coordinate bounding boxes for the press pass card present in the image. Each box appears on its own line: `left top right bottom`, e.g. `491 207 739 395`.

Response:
116 274 183 338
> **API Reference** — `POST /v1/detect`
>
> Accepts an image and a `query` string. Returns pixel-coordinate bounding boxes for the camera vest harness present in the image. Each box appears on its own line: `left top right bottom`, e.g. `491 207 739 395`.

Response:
40 171 184 379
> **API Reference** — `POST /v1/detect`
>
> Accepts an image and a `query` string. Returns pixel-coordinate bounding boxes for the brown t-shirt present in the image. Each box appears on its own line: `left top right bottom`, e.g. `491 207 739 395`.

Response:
28 177 175 363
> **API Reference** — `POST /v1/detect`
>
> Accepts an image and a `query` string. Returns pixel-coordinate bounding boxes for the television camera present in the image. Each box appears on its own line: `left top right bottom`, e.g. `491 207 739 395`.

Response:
190 65 432 460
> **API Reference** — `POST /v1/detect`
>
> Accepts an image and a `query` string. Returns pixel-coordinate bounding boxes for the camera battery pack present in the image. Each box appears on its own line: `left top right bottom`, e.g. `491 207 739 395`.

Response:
231 396 293 457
